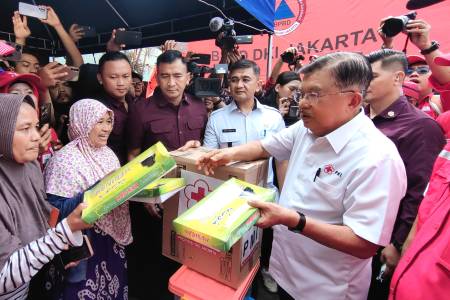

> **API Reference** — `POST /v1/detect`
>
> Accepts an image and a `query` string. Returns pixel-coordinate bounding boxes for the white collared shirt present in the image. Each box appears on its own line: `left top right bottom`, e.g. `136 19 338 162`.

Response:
261 110 407 300
203 99 285 189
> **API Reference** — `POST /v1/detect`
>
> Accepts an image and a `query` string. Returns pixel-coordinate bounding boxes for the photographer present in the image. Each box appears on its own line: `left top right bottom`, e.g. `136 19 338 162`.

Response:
378 16 447 118
263 47 303 94
261 71 301 127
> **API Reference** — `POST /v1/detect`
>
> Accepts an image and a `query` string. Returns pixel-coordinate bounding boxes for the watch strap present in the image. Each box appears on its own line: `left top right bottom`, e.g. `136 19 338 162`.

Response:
420 40 439 55
288 211 306 233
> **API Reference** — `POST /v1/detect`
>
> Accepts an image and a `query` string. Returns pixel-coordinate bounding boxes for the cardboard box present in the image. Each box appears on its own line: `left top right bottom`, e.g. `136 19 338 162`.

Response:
162 147 268 288
82 142 175 223
173 178 275 252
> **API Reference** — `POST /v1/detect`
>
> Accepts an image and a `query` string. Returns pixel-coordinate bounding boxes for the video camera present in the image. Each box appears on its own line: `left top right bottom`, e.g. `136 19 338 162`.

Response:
281 51 305 66
382 12 417 37
187 55 228 98
209 17 253 50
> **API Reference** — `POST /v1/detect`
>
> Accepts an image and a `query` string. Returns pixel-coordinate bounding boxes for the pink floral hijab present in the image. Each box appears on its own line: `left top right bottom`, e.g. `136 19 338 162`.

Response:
44 99 132 245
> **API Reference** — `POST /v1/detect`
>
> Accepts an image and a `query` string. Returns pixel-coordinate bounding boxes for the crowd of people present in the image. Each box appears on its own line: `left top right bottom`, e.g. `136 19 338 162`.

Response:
0 4 449 300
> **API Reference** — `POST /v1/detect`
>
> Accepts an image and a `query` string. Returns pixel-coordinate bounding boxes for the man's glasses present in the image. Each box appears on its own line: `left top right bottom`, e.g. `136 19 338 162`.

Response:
295 90 357 104
406 66 430 76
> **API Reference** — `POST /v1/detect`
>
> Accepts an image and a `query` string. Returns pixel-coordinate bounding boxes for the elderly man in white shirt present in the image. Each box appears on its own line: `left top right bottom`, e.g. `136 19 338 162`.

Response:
196 52 407 300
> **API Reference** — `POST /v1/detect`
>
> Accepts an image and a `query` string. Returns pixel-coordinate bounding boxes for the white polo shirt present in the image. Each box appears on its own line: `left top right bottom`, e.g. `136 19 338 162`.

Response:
203 99 285 189
261 110 407 300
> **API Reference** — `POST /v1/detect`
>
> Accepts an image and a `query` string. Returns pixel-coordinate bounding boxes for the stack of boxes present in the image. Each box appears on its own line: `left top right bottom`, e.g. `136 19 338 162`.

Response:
163 147 270 289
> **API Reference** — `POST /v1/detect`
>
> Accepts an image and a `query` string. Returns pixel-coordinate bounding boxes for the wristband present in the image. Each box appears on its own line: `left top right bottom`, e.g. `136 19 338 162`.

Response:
420 40 439 55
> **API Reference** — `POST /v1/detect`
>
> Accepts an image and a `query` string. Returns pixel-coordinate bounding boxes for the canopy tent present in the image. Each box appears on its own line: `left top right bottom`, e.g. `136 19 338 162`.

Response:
0 0 274 55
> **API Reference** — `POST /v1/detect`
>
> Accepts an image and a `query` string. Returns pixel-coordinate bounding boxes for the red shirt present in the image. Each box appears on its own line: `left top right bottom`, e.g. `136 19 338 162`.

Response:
389 144 450 300
418 93 439 119
429 75 450 112
127 91 207 152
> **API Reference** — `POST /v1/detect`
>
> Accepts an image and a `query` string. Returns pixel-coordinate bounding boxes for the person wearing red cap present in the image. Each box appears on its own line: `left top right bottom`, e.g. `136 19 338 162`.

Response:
406 54 442 118
0 71 41 107
378 17 449 119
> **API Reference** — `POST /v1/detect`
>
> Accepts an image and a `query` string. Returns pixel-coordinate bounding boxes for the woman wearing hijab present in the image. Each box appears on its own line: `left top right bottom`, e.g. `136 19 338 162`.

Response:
0 93 90 300
44 99 132 299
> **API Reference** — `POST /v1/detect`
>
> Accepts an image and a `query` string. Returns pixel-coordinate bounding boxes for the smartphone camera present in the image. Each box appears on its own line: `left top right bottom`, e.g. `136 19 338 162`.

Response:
288 91 302 118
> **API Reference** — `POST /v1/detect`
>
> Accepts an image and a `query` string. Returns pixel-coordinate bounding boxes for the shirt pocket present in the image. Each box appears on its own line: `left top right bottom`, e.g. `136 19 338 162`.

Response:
148 119 174 134
311 176 345 212
187 117 205 131
219 132 240 148
185 117 205 141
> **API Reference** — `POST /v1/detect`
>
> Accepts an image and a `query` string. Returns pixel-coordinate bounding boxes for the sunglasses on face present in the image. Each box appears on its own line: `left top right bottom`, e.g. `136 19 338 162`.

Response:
406 66 430 76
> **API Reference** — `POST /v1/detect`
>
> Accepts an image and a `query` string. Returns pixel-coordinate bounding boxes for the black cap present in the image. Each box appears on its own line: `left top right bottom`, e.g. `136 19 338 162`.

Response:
406 0 444 9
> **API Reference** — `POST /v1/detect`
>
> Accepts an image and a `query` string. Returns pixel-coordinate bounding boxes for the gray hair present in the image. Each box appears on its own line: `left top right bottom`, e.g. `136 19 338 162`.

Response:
300 52 372 94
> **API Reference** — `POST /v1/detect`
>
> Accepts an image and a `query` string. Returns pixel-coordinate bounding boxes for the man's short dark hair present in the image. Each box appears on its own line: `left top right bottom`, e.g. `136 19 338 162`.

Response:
229 59 260 77
156 50 187 68
132 71 143 81
365 49 408 73
98 51 131 73
300 52 372 93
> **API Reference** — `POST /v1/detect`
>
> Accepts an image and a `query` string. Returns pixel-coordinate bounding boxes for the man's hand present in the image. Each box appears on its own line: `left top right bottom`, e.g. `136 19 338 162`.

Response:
144 203 163 219
69 24 85 43
247 199 299 228
67 203 93 232
406 19 432 51
38 124 52 153
38 62 68 88
106 28 125 52
278 97 290 116
178 140 201 151
40 7 62 28
380 243 401 278
378 17 394 49
227 48 241 65
12 11 31 43
162 40 177 52
196 148 235 175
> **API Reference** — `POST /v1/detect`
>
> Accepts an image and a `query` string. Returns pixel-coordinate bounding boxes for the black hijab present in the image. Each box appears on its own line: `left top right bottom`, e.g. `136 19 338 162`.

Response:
0 93 51 269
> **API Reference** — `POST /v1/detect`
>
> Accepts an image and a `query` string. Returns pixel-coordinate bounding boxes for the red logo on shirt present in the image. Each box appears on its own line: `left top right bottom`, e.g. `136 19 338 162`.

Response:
324 164 335 175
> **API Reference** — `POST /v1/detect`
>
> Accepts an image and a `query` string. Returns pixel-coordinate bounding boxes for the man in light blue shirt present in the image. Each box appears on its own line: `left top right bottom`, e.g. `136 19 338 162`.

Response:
203 59 287 191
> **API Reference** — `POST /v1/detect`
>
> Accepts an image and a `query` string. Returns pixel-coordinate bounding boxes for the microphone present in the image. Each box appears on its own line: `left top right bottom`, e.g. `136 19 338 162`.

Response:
209 17 224 32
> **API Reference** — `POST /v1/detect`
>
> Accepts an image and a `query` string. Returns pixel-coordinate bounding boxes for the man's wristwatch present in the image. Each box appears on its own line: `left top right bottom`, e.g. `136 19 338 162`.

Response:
288 211 306 233
420 40 440 55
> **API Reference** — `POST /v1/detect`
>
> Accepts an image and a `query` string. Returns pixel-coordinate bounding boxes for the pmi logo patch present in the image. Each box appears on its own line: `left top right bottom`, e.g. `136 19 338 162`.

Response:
274 0 307 36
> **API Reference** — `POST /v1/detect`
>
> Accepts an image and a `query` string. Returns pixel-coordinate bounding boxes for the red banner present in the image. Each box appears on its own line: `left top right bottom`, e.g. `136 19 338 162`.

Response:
188 0 450 78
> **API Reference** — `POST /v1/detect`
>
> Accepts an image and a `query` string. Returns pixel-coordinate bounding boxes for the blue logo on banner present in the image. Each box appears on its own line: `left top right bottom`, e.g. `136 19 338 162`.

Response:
234 0 275 31
275 0 295 20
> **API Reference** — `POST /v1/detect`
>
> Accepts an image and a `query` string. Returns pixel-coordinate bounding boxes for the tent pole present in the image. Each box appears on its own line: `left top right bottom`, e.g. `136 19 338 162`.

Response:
267 33 273 80
104 0 130 27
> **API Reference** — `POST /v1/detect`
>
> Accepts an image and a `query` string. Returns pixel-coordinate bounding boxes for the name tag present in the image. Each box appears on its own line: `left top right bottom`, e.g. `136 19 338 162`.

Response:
222 128 236 133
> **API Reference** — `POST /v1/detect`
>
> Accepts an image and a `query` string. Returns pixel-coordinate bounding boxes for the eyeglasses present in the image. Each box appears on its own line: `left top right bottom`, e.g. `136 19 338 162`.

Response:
406 66 430 76
296 90 357 104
